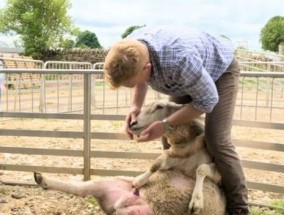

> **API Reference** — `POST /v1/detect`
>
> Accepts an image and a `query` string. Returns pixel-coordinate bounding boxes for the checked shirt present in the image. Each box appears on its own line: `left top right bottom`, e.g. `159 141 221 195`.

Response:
127 26 234 113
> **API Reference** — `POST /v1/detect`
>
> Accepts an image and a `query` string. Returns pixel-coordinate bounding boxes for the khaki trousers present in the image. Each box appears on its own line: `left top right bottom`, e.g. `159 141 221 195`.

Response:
163 58 249 214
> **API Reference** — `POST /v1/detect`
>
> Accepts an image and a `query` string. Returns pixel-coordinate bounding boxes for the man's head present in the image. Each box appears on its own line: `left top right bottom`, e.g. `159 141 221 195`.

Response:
104 39 151 89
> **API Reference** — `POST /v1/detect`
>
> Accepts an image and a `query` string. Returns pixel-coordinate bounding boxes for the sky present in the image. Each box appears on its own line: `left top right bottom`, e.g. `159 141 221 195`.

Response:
0 0 283 51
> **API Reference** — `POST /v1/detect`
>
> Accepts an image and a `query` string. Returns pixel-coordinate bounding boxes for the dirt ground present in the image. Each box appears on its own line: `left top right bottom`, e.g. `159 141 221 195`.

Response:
0 117 284 215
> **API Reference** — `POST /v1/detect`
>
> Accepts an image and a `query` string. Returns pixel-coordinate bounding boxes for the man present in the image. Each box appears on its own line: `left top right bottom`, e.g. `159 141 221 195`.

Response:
103 26 249 215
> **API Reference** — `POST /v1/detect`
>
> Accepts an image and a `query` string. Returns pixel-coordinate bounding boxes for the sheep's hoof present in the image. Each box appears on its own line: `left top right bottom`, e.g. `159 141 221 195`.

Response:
189 207 201 215
188 197 203 214
34 172 49 189
34 172 42 185
132 174 149 188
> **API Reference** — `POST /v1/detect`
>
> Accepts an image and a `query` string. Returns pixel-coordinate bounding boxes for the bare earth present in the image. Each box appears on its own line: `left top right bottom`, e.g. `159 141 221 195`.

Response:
0 118 284 215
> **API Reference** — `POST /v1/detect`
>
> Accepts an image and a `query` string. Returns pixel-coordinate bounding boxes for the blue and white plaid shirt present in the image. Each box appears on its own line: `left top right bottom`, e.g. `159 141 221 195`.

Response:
127 26 234 113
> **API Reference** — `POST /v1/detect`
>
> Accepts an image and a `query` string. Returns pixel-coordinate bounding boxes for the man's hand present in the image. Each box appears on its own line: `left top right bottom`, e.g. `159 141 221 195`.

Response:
125 106 140 139
137 121 164 142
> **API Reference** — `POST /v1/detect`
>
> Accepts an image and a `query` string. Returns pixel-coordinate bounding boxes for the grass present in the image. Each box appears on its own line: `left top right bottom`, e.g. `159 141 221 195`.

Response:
271 200 284 214
250 200 284 215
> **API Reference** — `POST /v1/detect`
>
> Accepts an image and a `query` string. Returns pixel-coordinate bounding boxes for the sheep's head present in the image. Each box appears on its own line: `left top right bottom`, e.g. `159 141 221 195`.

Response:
129 101 183 135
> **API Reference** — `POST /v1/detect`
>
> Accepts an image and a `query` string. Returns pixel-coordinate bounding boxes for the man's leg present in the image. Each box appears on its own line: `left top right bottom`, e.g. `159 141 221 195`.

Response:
205 58 249 214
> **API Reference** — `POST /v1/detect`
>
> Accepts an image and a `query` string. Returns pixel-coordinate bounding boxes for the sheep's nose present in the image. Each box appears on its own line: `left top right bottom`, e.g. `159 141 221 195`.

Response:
129 121 137 130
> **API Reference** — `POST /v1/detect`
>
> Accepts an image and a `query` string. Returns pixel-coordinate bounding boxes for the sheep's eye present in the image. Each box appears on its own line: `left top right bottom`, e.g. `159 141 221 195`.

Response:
156 104 164 110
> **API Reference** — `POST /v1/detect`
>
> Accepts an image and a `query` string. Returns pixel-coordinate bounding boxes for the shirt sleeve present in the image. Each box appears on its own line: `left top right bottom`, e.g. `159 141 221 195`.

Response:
174 52 219 113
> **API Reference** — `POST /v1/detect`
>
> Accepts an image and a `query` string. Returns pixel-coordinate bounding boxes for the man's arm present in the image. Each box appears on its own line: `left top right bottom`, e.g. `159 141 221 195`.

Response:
136 104 204 142
131 82 148 110
125 82 148 139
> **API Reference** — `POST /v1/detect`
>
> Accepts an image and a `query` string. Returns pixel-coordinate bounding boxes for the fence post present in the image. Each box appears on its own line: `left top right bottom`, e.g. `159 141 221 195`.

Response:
0 60 4 103
83 73 91 180
279 43 284 60
39 75 46 112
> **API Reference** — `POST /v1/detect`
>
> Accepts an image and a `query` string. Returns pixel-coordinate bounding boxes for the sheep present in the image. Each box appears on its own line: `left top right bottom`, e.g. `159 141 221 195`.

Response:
34 171 224 215
130 101 225 214
34 101 226 215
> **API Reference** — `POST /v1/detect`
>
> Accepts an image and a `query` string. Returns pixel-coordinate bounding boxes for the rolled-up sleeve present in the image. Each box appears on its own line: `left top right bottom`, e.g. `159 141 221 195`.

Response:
175 53 219 113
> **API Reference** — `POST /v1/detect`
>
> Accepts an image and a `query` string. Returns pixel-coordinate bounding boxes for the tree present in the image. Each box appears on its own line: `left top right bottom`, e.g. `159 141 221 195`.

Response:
75 30 102 48
121 25 145 38
0 0 73 59
60 39 75 49
260 16 284 52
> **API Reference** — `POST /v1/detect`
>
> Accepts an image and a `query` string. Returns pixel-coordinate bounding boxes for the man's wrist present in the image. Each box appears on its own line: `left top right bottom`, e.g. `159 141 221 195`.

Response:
161 118 176 131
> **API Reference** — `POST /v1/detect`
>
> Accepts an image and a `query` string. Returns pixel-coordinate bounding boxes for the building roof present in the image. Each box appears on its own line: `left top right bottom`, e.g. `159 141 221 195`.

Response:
0 39 23 53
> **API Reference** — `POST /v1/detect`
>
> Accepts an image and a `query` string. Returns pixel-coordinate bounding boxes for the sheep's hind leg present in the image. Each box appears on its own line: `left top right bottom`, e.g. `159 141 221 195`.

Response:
34 172 103 197
188 163 220 214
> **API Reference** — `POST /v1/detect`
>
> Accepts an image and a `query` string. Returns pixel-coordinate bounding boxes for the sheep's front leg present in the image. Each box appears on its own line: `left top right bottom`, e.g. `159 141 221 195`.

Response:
188 163 220 215
132 151 179 188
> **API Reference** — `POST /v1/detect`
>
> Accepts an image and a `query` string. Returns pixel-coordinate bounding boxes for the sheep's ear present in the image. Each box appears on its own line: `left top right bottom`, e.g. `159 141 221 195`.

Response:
176 104 184 108
168 102 183 108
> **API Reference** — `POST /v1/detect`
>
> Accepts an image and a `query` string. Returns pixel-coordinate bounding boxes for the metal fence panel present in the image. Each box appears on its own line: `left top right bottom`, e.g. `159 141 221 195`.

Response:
0 67 283 197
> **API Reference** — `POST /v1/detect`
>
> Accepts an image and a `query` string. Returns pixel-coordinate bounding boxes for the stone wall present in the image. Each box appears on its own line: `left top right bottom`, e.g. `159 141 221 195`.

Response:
41 48 107 63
